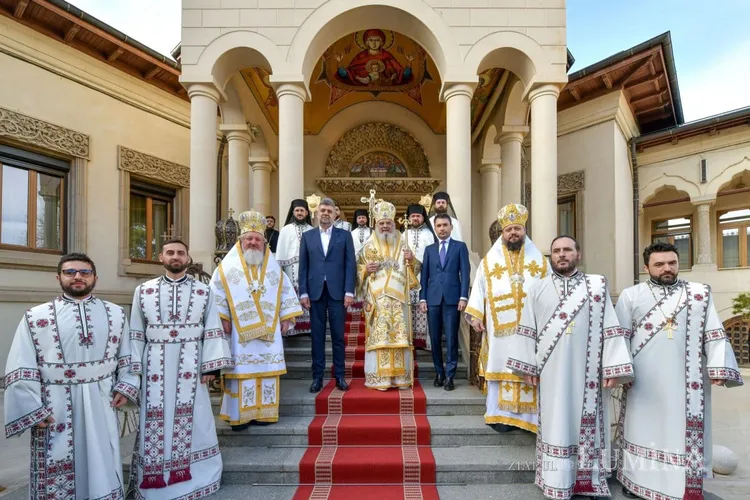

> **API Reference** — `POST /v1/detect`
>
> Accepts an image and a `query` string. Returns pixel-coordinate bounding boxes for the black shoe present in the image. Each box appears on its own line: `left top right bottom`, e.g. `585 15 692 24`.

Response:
335 377 349 391
310 377 323 393
249 420 272 426
231 423 250 432
444 377 455 391
621 487 638 499
433 375 445 387
490 423 513 433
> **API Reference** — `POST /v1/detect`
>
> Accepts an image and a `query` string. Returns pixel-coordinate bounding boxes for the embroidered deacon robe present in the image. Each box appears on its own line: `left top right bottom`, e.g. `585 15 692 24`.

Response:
4 295 136 500
465 237 548 431
614 280 743 500
211 243 302 424
507 272 634 500
401 226 436 349
429 215 463 242
351 226 373 258
276 222 313 335
357 233 420 390
126 275 232 498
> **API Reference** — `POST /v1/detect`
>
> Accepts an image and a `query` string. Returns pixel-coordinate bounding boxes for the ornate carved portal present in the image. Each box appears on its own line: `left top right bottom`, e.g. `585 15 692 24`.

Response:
317 122 440 214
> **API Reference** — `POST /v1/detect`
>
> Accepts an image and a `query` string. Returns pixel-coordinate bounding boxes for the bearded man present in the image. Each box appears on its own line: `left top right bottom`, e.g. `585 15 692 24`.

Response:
351 208 372 257
507 236 634 499
465 203 549 432
276 199 314 336
614 242 743 500
211 210 303 430
4 253 136 499
401 204 437 350
333 203 352 231
127 239 232 496
429 191 463 242
357 201 420 390
265 215 280 254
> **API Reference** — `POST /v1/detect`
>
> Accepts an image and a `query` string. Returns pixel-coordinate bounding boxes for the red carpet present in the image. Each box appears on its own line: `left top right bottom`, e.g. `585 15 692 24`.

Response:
293 308 439 500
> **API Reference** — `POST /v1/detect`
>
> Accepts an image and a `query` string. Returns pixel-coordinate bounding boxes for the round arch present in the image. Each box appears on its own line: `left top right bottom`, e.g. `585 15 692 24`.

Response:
287 0 461 86
463 31 552 88
194 31 284 91
706 157 750 198
640 175 701 206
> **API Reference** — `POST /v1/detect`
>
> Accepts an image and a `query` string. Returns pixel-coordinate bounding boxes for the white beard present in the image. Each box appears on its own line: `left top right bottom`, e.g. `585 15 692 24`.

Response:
375 228 397 246
243 248 265 266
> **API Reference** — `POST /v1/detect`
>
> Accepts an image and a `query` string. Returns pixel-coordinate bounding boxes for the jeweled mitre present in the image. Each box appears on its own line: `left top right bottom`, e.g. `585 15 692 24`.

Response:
238 210 266 236
373 201 396 222
497 203 529 229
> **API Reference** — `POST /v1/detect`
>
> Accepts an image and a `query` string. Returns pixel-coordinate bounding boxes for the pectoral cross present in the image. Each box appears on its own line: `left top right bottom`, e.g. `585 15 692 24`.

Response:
665 319 675 340
566 321 575 335
361 189 378 228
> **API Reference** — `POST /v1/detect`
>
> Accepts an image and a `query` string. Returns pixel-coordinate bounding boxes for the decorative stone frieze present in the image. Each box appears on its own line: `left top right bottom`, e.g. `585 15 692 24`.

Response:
558 170 585 193
0 106 89 158
325 123 431 178
118 146 189 188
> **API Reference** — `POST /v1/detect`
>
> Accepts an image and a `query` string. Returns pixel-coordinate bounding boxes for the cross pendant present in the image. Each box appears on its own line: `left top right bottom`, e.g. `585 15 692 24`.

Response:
665 319 675 340
566 321 574 335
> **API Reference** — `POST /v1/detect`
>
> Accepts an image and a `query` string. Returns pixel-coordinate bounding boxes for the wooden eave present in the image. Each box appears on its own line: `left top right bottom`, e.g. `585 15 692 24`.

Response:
559 34 683 135
636 106 750 151
0 0 187 101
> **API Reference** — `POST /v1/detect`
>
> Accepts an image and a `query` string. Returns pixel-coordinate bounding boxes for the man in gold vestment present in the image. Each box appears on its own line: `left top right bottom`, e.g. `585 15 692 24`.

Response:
465 203 548 432
357 201 420 390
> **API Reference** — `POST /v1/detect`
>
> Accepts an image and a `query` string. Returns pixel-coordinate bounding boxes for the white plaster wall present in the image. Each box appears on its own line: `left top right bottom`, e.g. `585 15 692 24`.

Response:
0 20 190 373
613 122 634 295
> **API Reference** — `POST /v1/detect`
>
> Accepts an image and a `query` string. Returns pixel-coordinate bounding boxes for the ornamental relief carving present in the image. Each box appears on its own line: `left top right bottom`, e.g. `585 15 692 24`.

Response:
0 106 89 158
316 178 440 194
325 122 431 178
558 171 585 193
118 146 190 188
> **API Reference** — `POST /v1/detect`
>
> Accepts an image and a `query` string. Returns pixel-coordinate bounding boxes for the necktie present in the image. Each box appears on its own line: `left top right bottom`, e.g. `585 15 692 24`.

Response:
440 240 447 267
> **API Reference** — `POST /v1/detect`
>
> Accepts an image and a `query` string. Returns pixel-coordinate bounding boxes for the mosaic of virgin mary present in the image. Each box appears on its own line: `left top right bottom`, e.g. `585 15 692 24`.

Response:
335 29 413 87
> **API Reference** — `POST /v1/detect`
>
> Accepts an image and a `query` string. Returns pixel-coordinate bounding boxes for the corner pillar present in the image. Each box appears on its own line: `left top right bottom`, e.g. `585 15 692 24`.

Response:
479 162 501 254
274 82 307 219
498 127 528 206
221 125 252 215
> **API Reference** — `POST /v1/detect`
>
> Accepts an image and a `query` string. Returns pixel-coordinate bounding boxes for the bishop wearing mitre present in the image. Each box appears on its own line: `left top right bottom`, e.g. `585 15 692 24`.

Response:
357 201 420 390
465 203 549 432
211 210 303 430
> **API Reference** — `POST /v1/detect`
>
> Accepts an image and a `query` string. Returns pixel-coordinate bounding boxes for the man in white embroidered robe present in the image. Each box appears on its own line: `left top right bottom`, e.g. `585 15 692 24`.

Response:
126 239 232 498
351 208 373 258
211 210 303 430
276 199 314 336
507 236 634 500
466 203 548 432
357 201 420 390
4 253 137 500
401 204 437 350
614 242 743 500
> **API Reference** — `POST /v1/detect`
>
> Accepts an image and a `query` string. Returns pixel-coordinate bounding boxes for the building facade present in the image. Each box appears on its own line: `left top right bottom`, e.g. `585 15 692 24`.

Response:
0 0 747 375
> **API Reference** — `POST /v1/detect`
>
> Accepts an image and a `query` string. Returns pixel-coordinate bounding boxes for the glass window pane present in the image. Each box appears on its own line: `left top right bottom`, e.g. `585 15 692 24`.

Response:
151 200 169 261
722 228 740 268
129 194 147 259
673 233 691 269
719 209 750 224
558 200 575 237
1 165 29 246
36 173 62 250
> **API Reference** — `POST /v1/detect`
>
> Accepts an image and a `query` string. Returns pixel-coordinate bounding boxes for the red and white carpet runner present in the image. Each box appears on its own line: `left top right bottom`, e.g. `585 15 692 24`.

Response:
292 308 439 500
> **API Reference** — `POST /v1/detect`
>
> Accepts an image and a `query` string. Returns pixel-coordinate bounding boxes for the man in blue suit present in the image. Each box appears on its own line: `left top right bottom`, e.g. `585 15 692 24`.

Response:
299 198 356 393
419 213 470 391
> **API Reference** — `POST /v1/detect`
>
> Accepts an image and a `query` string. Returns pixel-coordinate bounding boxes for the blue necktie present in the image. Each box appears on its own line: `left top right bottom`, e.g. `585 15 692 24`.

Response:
440 241 447 267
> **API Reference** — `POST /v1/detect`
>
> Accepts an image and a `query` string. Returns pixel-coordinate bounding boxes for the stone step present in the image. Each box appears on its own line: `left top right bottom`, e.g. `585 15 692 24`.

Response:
281 360 468 379
211 379 487 417
216 415 535 448
217 444 535 485
437 480 641 500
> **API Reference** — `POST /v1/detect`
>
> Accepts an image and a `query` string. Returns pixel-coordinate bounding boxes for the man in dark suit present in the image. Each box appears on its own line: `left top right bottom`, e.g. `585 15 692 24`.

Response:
419 213 470 391
265 215 280 253
299 198 356 393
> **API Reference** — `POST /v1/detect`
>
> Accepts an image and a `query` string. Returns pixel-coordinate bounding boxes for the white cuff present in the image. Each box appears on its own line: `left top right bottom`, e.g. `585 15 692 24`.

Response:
419 300 426 303
345 292 354 298
300 294 309 299
460 297 468 302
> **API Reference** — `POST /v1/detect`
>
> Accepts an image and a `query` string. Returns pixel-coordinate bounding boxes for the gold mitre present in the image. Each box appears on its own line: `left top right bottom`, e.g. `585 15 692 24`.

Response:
373 201 396 222
237 210 266 236
497 203 529 229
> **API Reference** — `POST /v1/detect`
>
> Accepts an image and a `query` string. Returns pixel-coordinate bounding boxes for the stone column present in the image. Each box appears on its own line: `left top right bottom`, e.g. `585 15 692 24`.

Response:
444 83 475 250
529 84 560 253
695 200 715 265
251 159 274 217
479 162 501 253
498 127 527 205
222 127 252 215
187 83 220 268
275 83 306 219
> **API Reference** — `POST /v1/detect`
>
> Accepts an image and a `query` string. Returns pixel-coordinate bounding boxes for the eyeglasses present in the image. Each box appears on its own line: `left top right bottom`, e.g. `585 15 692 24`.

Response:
60 269 95 277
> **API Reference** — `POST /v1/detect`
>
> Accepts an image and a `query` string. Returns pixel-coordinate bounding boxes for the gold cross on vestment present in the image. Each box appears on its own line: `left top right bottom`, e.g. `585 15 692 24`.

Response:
566 321 575 335
665 319 676 340
488 263 508 279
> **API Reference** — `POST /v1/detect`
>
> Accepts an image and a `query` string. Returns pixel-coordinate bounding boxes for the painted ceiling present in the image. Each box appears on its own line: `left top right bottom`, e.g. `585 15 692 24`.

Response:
240 29 503 136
